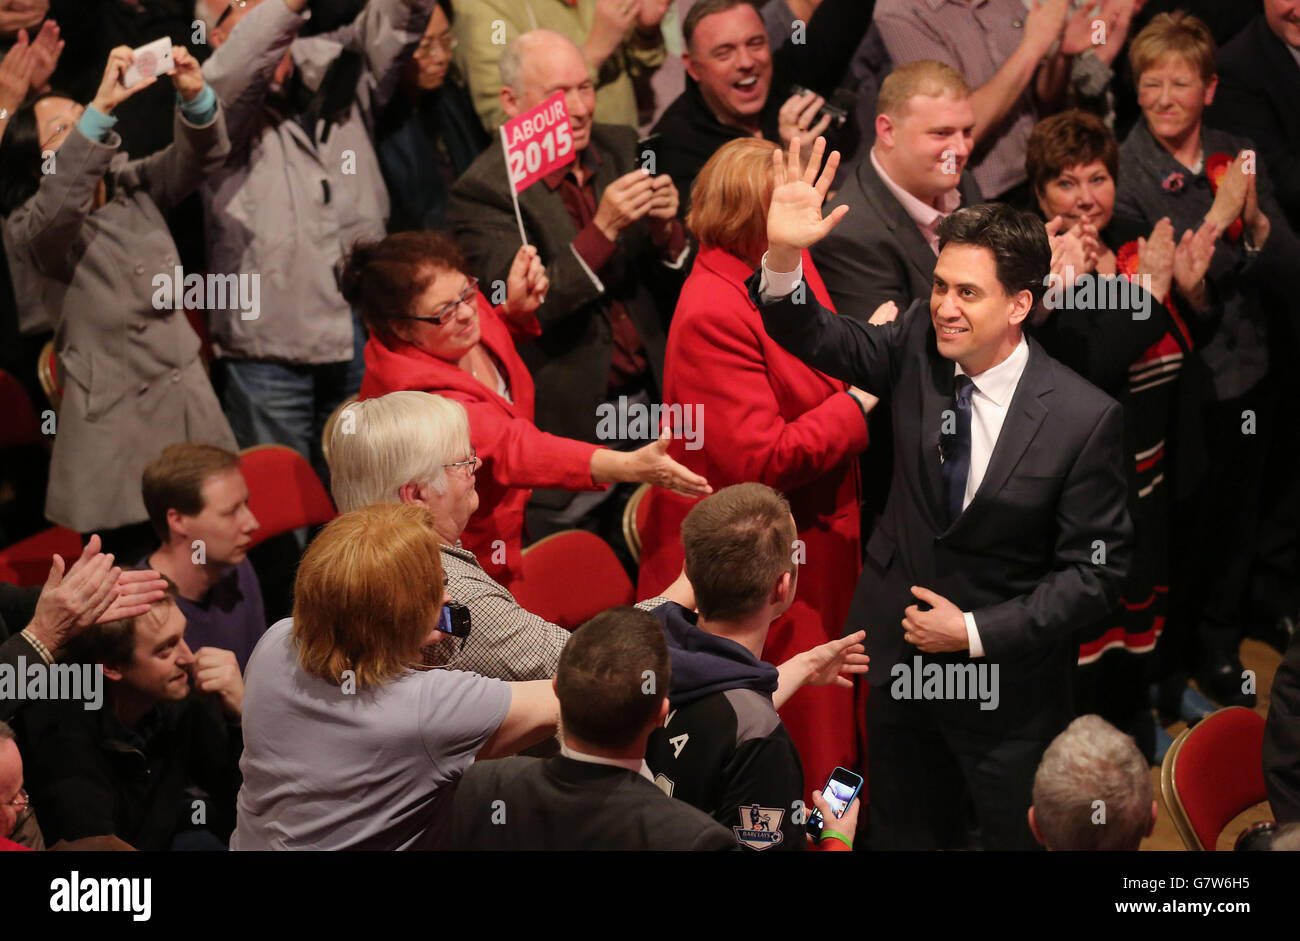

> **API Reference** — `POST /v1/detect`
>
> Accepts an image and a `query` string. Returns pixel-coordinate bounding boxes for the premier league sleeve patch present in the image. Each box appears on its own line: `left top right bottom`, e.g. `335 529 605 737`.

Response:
733 804 785 850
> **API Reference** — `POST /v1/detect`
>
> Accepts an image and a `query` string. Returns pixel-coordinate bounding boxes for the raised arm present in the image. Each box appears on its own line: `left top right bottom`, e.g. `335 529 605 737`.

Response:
475 679 560 759
330 0 434 120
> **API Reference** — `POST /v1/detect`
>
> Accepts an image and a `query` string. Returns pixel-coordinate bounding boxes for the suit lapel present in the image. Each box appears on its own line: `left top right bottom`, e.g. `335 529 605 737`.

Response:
955 340 1053 530
917 330 953 530
860 160 937 289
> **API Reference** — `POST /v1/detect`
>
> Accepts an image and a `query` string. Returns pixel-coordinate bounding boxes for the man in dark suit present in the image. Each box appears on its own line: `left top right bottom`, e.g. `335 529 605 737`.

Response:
448 29 688 546
750 138 1133 850
441 606 740 851
812 59 982 319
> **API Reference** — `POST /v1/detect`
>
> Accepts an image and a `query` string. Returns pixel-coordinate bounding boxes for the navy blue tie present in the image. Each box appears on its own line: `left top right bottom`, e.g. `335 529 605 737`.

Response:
942 374 975 525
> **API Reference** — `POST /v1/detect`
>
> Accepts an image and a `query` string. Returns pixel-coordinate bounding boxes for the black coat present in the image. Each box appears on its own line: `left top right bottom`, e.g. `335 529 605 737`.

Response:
753 277 1133 735
0 584 42 723
441 755 737 851
1265 633 1300 824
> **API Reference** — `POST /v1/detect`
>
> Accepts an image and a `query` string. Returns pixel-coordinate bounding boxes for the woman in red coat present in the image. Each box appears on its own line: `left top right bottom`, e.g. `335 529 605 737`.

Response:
341 232 709 587
638 138 893 797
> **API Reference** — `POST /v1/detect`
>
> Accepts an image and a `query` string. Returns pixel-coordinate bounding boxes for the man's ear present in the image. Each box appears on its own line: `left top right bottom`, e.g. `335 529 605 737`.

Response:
1027 806 1047 848
1007 288 1034 326
683 51 700 83
875 112 895 149
165 508 187 545
102 663 123 683
656 695 670 723
500 84 521 120
770 570 793 608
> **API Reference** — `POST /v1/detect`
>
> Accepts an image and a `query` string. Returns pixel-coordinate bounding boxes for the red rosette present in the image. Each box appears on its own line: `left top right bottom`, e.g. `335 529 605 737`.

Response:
1205 152 1243 241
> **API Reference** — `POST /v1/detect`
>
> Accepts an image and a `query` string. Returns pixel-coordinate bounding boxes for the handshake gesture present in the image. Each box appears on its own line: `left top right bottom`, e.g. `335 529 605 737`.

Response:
765 136 850 274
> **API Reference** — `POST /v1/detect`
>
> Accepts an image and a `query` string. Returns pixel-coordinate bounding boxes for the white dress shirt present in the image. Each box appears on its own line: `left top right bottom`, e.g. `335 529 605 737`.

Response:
759 254 1030 657
560 742 655 782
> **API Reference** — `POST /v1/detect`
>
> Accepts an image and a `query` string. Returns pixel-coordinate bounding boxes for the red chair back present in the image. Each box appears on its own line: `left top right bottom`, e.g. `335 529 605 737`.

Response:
1161 706 1268 850
0 526 84 587
511 530 634 629
237 445 337 548
0 369 44 449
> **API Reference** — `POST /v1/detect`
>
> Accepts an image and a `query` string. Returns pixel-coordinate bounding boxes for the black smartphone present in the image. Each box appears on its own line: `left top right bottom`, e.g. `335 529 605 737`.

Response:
806 766 863 838
789 85 848 129
436 602 472 639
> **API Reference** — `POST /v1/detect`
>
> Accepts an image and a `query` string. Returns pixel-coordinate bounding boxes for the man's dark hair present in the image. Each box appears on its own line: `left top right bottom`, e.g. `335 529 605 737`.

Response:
556 607 670 750
936 202 1051 308
59 577 179 671
141 442 242 543
682 0 758 53
681 483 796 621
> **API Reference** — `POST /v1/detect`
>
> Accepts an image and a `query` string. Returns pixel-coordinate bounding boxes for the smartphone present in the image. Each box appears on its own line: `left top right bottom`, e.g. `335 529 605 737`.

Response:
806 766 862 839
789 85 848 130
436 602 472 639
123 37 175 90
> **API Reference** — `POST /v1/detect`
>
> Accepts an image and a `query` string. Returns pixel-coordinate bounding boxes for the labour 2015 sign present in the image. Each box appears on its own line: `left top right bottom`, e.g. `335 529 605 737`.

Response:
501 92 576 194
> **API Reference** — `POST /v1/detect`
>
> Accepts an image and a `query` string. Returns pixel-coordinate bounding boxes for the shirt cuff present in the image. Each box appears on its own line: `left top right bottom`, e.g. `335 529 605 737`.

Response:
178 84 218 125
964 611 984 658
759 250 803 300
77 105 118 142
572 221 617 274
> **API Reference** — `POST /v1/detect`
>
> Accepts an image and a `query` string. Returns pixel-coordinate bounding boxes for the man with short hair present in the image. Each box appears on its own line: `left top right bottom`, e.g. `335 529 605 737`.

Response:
1030 714 1157 850
0 720 30 851
756 144 1133 849
16 588 244 850
444 606 759 850
644 483 867 851
141 443 266 671
813 60 981 317
450 30 688 546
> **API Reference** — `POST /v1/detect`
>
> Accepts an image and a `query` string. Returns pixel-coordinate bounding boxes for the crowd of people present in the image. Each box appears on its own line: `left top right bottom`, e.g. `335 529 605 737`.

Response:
1 0 1300 852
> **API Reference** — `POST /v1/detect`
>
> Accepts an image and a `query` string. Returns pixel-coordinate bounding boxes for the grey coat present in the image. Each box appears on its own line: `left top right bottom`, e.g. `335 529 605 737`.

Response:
200 0 433 365
1 108 237 533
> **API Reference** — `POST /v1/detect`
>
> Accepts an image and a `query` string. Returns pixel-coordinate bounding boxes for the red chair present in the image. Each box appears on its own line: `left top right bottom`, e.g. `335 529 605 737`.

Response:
510 530 635 629
237 445 337 549
0 526 83 587
0 369 44 449
36 340 61 412
1160 706 1269 850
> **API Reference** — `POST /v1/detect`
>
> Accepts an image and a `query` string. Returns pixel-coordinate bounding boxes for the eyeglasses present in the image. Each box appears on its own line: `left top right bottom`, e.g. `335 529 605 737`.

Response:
4 788 29 814
39 111 79 151
443 447 477 475
417 31 458 55
392 277 478 326
214 0 248 31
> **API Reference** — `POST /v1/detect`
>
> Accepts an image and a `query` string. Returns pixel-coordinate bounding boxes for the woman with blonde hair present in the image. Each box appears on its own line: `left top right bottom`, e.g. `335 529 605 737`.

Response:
232 502 558 850
637 136 892 798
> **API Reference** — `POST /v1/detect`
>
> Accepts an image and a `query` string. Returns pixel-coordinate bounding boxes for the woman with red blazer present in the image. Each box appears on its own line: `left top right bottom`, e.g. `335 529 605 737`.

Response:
342 233 709 588
638 138 892 797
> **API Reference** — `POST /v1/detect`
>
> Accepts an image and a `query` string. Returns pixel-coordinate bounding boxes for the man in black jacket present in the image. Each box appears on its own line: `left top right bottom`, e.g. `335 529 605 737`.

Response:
753 139 1132 849
441 606 738 851
16 586 243 850
643 483 867 852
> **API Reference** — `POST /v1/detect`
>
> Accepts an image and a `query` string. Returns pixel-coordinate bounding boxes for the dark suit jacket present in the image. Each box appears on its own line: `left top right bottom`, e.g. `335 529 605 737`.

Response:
752 280 1133 734
448 125 674 456
1210 14 1300 237
1265 632 1300 824
812 157 982 318
441 755 737 851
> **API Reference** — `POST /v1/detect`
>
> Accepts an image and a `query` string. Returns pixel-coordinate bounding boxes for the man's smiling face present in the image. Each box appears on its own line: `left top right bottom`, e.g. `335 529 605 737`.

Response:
929 243 1031 375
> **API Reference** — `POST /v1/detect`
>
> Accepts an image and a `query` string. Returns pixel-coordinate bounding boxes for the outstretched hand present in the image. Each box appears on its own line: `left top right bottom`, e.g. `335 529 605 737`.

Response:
766 136 849 272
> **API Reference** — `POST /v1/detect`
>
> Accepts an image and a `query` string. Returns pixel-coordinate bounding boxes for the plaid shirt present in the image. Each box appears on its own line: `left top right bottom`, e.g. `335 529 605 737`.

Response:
424 543 669 681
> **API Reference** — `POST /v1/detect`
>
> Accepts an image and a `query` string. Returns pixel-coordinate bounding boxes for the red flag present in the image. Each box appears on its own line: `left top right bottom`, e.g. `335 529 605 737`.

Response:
500 92 576 194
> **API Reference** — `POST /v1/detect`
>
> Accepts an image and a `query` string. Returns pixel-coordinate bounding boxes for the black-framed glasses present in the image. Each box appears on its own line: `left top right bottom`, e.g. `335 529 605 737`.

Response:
443 447 477 475
215 0 248 31
391 277 478 326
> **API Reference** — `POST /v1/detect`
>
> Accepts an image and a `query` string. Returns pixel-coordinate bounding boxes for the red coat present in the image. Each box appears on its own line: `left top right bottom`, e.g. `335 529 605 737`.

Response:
360 292 601 586
637 246 869 798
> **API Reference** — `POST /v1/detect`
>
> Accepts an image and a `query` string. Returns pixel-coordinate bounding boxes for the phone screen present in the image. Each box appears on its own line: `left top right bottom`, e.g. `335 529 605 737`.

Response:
807 767 862 837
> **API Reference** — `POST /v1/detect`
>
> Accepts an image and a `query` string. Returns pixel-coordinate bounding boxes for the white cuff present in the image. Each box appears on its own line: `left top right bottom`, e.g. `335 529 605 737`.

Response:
759 250 803 300
963 611 984 658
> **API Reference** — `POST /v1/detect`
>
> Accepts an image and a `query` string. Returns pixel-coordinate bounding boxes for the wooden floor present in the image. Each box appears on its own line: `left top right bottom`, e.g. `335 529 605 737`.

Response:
1140 637 1281 851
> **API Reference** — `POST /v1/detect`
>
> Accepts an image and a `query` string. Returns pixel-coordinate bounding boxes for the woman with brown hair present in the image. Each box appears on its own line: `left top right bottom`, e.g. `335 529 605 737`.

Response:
342 234 709 588
232 502 558 851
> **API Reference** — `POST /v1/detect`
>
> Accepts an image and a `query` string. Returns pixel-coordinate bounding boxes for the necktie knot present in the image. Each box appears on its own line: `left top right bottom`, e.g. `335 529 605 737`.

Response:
954 374 975 407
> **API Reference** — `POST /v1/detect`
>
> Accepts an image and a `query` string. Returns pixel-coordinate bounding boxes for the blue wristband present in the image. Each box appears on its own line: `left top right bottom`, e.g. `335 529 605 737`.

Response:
178 84 217 125
76 105 117 143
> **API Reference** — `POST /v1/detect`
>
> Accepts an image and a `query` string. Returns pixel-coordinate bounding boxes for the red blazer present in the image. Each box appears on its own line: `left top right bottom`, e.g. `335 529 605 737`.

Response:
361 292 601 586
637 246 870 795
